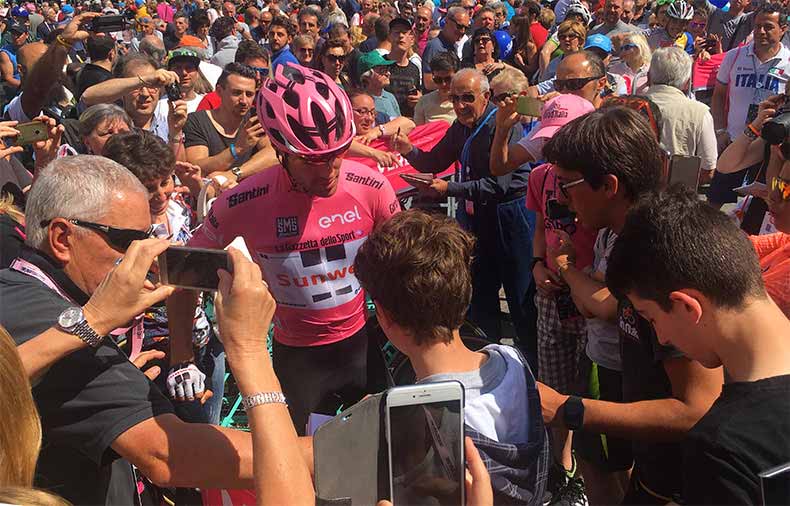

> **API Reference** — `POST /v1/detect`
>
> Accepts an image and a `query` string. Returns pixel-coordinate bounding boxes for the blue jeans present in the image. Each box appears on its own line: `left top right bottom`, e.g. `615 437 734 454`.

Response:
458 195 538 371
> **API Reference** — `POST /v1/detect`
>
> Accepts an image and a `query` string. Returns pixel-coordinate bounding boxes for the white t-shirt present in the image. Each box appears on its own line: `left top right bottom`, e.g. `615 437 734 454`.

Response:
418 344 531 444
185 93 206 114
717 42 790 140
147 99 171 142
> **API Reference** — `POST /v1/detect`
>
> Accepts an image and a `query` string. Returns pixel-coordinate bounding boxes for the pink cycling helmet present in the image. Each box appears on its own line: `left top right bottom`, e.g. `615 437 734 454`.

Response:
257 63 355 158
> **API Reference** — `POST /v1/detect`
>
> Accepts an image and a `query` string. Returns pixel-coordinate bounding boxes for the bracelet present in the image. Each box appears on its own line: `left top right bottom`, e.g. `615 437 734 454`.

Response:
242 391 287 410
56 35 73 50
168 132 185 144
229 142 240 161
746 123 761 140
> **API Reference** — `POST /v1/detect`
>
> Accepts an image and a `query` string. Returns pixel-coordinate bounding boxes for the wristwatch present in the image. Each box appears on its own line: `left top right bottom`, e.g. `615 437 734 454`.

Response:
562 396 585 430
231 166 243 182
57 306 104 348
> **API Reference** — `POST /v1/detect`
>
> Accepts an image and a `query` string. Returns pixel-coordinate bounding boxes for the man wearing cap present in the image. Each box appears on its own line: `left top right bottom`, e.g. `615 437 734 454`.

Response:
75 34 116 103
358 51 401 120
385 17 422 117
168 47 205 112
58 4 76 27
389 68 534 361
583 34 627 96
422 6 469 90
0 21 29 90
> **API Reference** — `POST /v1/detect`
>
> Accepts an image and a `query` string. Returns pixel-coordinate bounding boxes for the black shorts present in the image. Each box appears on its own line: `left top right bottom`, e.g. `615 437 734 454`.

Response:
572 354 634 473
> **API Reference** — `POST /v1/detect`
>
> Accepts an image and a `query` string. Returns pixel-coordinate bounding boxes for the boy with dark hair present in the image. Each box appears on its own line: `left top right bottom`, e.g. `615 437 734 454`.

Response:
538 106 724 503
606 186 790 505
269 15 299 71
354 210 549 505
75 34 116 102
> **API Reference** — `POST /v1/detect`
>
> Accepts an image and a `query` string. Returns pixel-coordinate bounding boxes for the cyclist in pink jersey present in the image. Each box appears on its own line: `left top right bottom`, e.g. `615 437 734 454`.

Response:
168 63 399 433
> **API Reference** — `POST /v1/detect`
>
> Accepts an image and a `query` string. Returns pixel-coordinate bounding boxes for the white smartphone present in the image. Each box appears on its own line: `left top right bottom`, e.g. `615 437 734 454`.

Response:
158 246 230 291
386 381 465 506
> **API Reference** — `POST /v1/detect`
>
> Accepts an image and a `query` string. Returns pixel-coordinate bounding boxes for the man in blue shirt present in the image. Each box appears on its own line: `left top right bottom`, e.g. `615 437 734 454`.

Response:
269 15 299 72
422 6 469 90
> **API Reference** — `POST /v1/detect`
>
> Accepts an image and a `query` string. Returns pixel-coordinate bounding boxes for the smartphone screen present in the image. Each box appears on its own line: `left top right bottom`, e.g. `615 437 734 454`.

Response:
668 154 702 190
160 246 229 291
388 398 464 505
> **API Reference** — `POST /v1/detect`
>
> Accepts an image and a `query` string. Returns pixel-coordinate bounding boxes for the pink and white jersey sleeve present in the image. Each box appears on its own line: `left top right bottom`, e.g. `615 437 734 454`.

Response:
190 159 399 347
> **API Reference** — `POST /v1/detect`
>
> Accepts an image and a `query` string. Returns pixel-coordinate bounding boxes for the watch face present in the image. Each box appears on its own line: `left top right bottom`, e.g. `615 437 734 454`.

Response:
58 306 84 330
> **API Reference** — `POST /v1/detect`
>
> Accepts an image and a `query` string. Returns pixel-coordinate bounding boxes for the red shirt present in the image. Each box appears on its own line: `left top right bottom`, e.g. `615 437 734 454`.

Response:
196 91 221 111
530 22 548 50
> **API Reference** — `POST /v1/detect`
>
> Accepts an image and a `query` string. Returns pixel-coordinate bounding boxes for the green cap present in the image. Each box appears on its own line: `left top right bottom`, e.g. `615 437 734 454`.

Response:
167 47 201 66
357 51 395 79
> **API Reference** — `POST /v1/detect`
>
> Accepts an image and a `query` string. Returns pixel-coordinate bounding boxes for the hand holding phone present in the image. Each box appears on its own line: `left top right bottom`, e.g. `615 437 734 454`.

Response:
158 246 230 291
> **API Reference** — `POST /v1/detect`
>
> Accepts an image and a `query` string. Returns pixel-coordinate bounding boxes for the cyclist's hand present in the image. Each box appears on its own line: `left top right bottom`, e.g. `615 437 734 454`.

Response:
167 362 206 401
215 248 276 367
389 130 413 155
132 349 166 380
83 239 175 336
533 261 563 295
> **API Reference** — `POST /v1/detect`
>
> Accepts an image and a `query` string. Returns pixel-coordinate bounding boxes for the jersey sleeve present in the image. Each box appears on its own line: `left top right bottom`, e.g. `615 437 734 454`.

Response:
188 195 228 249
716 47 737 85
373 171 400 224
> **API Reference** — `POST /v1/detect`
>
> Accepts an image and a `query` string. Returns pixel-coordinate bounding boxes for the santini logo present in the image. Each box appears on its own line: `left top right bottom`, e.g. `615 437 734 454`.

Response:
318 206 362 229
227 185 269 208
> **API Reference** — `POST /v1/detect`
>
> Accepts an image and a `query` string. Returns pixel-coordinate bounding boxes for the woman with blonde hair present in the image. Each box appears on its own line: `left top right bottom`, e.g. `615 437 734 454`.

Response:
539 19 586 81
609 32 651 95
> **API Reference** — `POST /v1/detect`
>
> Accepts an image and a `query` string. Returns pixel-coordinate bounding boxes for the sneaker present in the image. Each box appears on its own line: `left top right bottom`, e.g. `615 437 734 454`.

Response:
543 462 588 506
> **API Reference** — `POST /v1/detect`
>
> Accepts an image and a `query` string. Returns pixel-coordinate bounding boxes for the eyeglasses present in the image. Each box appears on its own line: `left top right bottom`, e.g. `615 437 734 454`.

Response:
41 218 154 251
559 177 586 198
249 65 269 77
298 47 315 54
293 146 349 164
772 177 790 201
373 65 391 75
555 75 604 92
450 93 476 104
474 36 492 45
353 107 376 117
558 32 580 40
492 91 516 103
325 54 346 63
433 75 453 85
620 43 637 51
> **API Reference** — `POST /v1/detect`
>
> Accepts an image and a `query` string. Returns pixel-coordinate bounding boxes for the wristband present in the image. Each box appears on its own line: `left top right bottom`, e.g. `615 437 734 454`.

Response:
242 391 287 410
745 123 760 140
229 142 240 161
530 257 545 270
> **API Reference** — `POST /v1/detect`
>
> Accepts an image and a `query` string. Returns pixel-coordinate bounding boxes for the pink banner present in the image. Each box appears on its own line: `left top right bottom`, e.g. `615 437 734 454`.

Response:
345 120 458 194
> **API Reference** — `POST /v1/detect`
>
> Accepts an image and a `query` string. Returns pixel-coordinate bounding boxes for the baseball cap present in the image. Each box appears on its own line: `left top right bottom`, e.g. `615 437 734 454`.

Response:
584 34 612 54
357 51 395 78
61 4 75 15
529 94 595 140
11 5 29 18
168 47 201 66
389 17 412 31
177 35 208 49
7 21 27 36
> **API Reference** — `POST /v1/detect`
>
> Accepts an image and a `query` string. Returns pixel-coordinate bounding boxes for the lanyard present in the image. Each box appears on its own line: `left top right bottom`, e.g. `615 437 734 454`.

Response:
10 258 144 360
459 107 497 182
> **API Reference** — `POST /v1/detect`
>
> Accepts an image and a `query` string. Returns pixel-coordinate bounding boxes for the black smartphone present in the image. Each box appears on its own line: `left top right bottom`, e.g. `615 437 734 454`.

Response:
86 15 130 33
555 290 581 320
668 154 702 191
158 246 230 291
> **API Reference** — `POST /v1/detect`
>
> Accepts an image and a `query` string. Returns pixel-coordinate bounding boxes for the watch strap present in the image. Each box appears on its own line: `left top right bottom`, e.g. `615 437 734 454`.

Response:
242 391 287 410
563 396 585 430
73 320 104 348
231 166 243 182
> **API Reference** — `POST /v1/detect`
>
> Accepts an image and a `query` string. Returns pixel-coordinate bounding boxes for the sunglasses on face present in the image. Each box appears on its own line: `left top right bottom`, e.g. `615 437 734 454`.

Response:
451 18 471 30
772 177 790 201
450 93 476 104
41 218 154 251
558 32 580 40
689 21 706 29
249 65 269 76
433 75 453 85
325 54 346 63
492 91 516 103
555 75 603 92
373 65 391 75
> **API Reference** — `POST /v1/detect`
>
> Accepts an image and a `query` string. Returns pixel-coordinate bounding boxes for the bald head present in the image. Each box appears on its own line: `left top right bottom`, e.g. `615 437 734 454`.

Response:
17 42 48 81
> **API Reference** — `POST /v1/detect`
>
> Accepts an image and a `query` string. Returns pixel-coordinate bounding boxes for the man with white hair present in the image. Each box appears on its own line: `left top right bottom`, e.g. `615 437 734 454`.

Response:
390 68 536 371
0 155 310 505
645 46 717 179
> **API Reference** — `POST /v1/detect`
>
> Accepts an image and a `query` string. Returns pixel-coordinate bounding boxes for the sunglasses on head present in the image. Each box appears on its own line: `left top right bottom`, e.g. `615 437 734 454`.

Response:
41 219 154 251
450 93 476 104
772 177 790 201
555 75 603 92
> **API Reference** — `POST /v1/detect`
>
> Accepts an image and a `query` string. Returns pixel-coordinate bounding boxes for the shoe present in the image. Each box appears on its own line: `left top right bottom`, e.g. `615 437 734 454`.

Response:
543 462 588 506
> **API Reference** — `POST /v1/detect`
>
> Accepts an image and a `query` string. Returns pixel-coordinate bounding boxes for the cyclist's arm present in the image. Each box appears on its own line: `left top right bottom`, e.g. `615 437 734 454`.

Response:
556 264 618 322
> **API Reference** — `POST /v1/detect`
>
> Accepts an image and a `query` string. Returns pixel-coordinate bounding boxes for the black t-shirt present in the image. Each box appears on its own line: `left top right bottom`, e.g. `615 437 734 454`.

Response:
683 374 790 505
617 299 685 497
183 110 256 168
0 213 24 269
74 63 112 103
385 60 422 119
0 247 174 505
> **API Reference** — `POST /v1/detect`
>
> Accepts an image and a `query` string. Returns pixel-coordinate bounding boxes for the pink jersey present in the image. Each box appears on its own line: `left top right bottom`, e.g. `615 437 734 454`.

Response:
525 163 597 272
190 160 400 347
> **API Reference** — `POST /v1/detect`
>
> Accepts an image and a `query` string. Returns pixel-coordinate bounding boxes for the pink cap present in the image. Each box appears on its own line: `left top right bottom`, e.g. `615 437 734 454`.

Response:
529 94 595 140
